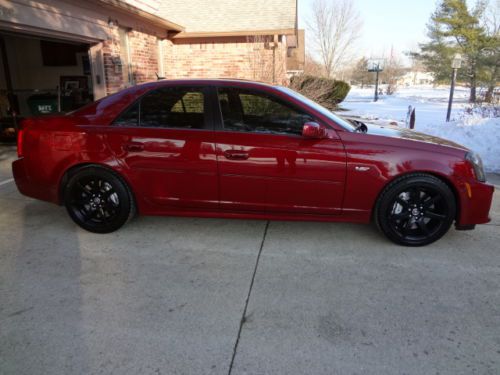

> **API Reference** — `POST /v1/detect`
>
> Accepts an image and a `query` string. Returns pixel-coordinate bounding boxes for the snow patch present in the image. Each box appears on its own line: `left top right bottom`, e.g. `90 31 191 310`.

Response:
342 86 500 172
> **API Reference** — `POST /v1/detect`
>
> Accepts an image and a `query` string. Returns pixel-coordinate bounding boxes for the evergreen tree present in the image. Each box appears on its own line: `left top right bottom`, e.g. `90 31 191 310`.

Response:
416 0 498 102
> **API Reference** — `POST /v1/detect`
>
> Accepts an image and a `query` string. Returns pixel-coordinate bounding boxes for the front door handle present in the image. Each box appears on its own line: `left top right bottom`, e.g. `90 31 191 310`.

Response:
123 142 144 152
224 150 249 160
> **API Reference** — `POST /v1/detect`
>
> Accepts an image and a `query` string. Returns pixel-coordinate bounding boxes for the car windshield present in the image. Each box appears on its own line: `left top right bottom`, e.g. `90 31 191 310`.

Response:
276 86 357 131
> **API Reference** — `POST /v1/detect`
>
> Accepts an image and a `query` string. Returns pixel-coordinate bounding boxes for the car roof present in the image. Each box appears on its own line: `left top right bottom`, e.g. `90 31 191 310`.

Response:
134 78 278 91
71 78 281 123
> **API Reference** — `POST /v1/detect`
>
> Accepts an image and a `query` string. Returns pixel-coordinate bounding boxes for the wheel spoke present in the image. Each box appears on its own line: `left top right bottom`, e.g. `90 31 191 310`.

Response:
77 182 92 194
409 188 421 204
424 211 446 221
73 196 88 206
395 197 409 209
68 175 125 228
103 189 115 199
423 195 441 209
417 218 430 235
391 211 410 222
401 219 412 236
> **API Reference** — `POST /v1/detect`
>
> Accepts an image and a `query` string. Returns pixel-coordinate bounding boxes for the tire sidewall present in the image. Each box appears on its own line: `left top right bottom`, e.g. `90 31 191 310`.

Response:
377 175 456 246
64 167 132 233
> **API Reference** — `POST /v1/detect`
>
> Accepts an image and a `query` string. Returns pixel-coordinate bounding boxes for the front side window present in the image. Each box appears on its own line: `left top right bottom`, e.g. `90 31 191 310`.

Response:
114 87 206 129
217 87 313 135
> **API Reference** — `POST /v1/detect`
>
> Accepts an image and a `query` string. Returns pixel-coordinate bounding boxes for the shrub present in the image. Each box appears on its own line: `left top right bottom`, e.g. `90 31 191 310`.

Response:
289 75 351 110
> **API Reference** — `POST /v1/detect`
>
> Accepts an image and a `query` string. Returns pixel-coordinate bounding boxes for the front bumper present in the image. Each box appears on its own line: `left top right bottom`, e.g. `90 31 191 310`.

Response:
456 179 495 227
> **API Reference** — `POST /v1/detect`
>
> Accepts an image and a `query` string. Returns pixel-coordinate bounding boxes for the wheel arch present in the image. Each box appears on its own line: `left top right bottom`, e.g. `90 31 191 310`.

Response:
58 162 137 208
372 170 461 221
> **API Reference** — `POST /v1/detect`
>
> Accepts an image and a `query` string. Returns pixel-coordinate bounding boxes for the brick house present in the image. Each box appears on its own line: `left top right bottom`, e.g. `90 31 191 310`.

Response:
0 0 304 121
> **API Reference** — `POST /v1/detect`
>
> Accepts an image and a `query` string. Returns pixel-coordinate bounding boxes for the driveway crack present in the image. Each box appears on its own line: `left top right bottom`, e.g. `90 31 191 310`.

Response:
227 220 269 375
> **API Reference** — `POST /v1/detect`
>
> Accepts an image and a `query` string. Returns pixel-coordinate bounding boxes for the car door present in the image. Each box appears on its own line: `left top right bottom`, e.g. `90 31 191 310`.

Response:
213 86 346 215
104 86 218 209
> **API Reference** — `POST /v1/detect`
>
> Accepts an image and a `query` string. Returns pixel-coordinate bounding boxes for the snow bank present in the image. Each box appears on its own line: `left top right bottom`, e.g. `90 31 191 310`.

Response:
342 86 500 172
418 116 500 172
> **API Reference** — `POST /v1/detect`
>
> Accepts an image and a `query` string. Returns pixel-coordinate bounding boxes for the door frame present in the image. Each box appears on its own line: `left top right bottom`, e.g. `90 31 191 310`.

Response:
89 43 107 100
208 84 333 132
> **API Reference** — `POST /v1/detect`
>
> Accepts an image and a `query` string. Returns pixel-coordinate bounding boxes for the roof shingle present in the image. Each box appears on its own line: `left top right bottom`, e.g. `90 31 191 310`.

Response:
159 0 296 34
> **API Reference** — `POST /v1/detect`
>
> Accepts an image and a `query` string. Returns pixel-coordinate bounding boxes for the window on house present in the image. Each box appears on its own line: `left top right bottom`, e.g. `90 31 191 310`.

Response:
113 87 206 129
217 87 312 135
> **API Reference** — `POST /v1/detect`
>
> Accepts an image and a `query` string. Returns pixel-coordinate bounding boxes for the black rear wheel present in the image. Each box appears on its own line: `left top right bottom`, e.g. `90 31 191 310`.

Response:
376 174 456 246
64 167 135 233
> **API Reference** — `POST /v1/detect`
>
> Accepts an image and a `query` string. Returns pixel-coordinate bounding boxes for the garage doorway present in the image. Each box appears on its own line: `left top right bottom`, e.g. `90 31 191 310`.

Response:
0 32 98 140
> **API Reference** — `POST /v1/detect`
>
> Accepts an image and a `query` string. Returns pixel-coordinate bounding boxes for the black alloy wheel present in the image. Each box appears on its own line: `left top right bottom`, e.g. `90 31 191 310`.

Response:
376 174 456 246
64 167 135 233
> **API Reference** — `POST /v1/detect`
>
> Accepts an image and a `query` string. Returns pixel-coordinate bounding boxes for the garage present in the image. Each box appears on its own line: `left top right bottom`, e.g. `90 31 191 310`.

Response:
0 32 95 137
0 0 111 140
0 0 182 140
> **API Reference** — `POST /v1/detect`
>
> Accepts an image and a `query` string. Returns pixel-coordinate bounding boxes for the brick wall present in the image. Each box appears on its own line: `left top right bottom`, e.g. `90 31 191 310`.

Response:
162 36 288 85
128 30 159 84
101 31 289 96
101 27 160 95
101 27 123 94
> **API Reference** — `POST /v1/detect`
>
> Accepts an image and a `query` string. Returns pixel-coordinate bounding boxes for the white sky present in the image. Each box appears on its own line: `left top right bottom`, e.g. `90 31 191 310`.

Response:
297 0 470 64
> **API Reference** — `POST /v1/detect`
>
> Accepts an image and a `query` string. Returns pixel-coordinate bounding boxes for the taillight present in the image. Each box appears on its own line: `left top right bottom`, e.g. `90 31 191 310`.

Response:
17 129 24 158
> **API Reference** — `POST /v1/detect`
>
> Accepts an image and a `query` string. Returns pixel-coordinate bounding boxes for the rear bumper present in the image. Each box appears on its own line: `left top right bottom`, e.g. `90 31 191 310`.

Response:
456 179 495 226
12 158 57 203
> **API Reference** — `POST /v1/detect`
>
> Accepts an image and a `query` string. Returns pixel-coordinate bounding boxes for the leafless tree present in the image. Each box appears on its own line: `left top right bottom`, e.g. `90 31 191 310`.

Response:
245 35 287 84
380 54 406 95
307 0 362 78
303 53 326 76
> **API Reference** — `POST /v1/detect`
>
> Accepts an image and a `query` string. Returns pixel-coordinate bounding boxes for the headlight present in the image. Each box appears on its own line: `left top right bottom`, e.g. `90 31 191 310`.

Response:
466 151 486 182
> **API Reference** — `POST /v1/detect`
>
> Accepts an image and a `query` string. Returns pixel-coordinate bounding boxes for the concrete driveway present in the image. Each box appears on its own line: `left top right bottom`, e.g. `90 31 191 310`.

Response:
1 144 499 375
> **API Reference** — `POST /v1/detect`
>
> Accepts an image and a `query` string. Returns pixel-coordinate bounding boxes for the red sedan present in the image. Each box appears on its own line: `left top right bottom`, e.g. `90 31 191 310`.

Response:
12 79 494 246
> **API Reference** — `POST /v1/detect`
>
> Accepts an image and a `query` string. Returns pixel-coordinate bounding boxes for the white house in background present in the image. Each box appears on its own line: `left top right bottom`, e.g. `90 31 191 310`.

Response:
398 71 435 86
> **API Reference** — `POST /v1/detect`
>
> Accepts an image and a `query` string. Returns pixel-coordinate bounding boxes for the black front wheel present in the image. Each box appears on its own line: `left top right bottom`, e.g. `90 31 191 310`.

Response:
64 167 135 233
376 174 456 246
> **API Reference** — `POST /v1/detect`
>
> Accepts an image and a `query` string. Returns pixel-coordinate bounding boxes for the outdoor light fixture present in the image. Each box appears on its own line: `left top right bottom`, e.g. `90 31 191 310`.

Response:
367 59 385 102
446 53 463 122
451 53 463 69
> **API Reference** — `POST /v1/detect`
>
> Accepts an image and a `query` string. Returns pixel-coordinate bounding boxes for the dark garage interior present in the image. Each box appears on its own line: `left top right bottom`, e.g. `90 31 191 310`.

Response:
0 32 93 141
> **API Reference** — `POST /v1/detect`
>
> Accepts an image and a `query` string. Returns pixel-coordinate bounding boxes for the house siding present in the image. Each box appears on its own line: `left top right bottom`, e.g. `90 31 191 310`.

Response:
162 37 289 85
128 30 159 84
102 27 160 94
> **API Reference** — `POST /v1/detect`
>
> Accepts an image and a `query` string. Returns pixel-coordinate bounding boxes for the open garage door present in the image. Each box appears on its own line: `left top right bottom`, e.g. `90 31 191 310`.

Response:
0 31 99 139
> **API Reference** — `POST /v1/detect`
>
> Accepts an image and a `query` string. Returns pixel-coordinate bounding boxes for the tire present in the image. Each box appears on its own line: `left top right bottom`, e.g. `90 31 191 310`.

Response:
375 174 456 246
64 167 136 233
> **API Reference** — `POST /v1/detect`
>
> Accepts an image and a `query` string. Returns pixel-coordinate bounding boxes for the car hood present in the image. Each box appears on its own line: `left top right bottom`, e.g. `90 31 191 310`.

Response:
365 123 468 151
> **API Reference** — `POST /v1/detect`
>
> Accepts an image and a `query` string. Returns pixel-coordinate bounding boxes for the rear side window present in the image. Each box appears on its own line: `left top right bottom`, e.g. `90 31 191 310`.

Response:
114 87 206 129
114 102 139 126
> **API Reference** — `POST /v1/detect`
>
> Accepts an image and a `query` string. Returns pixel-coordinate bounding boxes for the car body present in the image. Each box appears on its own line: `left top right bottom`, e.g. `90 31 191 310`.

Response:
12 79 494 245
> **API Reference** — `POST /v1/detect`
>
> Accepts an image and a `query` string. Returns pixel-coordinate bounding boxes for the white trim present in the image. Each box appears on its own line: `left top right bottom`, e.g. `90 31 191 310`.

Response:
157 38 164 77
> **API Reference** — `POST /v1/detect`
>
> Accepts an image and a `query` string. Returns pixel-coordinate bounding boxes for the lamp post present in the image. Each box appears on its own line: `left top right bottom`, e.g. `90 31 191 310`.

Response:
368 59 384 102
374 63 381 102
446 53 463 122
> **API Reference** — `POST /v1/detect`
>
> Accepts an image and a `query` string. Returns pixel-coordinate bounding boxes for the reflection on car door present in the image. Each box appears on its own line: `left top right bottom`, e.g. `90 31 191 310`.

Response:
104 86 218 209
214 86 346 215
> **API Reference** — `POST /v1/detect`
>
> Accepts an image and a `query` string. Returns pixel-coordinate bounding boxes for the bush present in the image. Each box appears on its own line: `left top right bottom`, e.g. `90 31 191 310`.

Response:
289 75 351 110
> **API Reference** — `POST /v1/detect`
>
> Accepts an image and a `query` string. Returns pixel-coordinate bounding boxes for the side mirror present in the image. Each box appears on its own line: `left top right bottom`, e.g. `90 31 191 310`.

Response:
302 122 327 139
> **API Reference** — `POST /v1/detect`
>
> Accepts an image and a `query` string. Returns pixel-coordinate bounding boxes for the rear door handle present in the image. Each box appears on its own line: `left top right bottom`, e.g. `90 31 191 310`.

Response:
224 150 249 160
123 142 144 152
